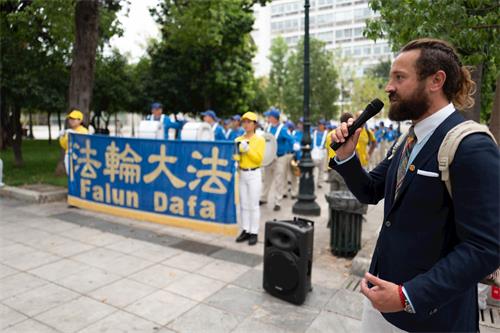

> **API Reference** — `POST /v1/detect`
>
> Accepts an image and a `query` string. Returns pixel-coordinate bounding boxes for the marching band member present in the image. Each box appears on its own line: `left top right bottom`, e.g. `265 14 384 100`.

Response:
235 112 265 246
228 115 245 141
59 109 89 174
260 107 294 211
201 110 226 141
147 102 182 139
311 119 328 188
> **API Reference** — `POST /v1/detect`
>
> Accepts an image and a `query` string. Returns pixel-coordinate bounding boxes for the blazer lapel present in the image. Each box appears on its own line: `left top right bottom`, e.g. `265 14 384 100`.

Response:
387 111 464 212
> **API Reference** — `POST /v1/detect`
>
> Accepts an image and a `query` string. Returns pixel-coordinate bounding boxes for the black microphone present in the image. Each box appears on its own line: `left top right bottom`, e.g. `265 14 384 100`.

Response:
330 98 384 151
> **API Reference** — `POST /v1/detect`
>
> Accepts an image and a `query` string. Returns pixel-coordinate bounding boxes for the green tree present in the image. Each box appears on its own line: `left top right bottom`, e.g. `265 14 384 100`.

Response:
365 0 500 125
267 36 288 109
148 0 269 116
283 38 340 122
366 59 391 80
349 76 389 117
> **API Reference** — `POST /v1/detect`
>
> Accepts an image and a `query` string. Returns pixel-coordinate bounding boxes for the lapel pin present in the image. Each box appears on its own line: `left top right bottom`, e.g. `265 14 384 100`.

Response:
409 164 416 172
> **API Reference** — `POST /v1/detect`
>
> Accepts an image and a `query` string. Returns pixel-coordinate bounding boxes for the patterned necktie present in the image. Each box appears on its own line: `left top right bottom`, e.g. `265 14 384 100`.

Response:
395 126 417 198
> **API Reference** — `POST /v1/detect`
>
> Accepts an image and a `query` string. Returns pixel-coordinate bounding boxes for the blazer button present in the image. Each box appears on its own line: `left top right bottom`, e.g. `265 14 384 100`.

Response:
385 220 391 227
429 308 438 315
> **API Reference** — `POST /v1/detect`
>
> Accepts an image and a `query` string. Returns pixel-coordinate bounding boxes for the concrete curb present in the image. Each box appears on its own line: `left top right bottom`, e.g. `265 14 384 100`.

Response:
350 237 376 277
0 184 67 204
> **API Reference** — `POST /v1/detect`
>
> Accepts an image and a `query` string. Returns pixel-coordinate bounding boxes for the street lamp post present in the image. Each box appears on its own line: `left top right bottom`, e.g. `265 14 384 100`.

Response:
293 0 321 216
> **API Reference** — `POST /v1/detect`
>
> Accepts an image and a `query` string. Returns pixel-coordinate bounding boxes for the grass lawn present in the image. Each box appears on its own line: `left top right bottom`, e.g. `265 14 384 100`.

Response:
0 139 67 187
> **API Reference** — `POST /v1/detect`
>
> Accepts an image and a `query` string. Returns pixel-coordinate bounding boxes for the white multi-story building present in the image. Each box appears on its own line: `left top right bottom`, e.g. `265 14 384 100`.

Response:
252 0 393 77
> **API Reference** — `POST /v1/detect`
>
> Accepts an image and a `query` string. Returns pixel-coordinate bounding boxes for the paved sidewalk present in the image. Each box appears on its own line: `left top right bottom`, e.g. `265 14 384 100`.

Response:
1 187 497 332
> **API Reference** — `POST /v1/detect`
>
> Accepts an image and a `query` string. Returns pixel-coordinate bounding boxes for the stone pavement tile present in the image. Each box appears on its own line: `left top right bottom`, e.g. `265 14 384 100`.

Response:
3 282 80 317
60 227 125 247
164 273 225 302
0 237 16 249
29 258 90 282
210 248 262 267
124 290 196 326
162 252 214 272
306 310 362 333
324 289 364 321
56 266 121 294
87 278 156 308
34 296 116 333
167 303 242 333
0 303 28 329
249 298 320 333
232 317 289 333
302 285 338 310
99 254 154 277
25 218 80 234
170 239 222 255
197 259 250 283
0 272 47 300
2 319 59 333
18 202 69 217
78 310 161 333
0 264 18 280
70 247 124 269
0 243 38 261
42 239 94 258
129 264 188 289
0 249 60 271
231 268 264 293
4 228 51 243
1 210 39 223
205 284 266 317
105 238 180 263
311 266 350 289
17 232 70 251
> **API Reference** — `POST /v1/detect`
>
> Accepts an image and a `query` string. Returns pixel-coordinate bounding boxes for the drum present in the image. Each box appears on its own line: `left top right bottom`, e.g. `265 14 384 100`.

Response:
180 122 214 141
137 120 164 139
261 132 277 167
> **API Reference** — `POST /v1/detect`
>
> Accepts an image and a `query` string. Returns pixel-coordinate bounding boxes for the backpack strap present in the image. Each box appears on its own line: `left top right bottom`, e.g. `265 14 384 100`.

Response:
438 120 497 197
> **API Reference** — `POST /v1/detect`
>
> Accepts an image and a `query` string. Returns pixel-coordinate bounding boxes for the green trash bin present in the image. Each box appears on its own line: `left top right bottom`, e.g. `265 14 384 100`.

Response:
325 191 367 258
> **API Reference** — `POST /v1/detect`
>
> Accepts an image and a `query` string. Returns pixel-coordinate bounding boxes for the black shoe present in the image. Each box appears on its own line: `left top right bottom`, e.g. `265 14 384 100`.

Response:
291 195 297 200
248 234 258 245
259 201 266 206
318 184 323 189
273 205 281 211
283 194 288 199
236 230 250 243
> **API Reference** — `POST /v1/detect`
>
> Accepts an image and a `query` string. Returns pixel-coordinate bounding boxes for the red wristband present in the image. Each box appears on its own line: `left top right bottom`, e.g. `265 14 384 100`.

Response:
398 285 406 308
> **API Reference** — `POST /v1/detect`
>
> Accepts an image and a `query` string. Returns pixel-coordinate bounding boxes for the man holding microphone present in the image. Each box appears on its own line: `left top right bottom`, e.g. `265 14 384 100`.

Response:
330 38 499 332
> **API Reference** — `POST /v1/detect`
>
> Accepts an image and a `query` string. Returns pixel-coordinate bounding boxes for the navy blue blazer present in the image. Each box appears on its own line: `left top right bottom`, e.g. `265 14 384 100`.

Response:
330 111 500 332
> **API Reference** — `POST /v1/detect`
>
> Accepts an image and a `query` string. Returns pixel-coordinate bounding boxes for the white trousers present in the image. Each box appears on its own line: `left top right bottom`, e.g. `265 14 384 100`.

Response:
261 154 290 206
361 298 407 333
239 168 262 234
313 155 327 187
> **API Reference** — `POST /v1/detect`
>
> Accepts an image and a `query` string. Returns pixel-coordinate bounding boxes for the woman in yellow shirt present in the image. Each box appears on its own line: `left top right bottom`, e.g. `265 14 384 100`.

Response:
59 109 88 174
234 111 265 246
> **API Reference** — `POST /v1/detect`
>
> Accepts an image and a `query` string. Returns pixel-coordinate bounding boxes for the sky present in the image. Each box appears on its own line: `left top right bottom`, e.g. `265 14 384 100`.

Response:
108 0 161 62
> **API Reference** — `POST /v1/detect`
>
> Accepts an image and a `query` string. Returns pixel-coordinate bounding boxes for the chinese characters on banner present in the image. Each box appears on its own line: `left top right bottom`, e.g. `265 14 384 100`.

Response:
67 133 238 233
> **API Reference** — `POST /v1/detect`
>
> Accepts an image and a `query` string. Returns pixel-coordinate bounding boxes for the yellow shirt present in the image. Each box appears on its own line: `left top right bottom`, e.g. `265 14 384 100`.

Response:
325 130 336 168
356 127 375 167
59 125 89 152
235 133 265 169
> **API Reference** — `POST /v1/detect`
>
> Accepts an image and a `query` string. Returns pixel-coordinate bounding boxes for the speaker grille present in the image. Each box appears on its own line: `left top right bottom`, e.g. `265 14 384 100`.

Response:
264 250 299 292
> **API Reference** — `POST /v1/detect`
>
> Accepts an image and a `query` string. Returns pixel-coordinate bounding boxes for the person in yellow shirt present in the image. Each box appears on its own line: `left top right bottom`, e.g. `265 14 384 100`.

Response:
353 111 376 169
59 109 88 174
234 111 265 246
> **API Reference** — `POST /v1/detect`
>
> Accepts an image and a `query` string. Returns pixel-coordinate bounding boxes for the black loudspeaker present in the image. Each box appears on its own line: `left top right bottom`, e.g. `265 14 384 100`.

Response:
263 217 314 305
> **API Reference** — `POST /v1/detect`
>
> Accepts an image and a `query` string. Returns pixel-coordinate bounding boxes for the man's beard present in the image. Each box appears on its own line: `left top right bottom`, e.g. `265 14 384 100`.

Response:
388 83 430 121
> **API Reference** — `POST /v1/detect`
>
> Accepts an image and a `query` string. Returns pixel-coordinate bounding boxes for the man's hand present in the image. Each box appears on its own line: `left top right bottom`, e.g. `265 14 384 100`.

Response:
330 117 362 161
360 272 404 313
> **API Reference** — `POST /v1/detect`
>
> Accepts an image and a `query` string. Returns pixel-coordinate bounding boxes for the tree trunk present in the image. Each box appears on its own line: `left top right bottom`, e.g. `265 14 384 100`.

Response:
47 111 52 144
67 0 99 122
12 105 23 167
56 0 99 175
489 75 500 145
57 110 62 131
0 89 8 150
460 63 482 122
28 109 34 139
